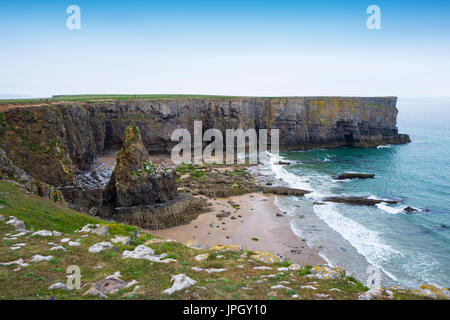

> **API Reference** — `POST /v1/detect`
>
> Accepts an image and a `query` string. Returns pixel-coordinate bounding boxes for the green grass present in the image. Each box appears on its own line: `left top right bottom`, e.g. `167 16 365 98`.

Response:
0 94 243 105
0 180 136 236
0 179 436 300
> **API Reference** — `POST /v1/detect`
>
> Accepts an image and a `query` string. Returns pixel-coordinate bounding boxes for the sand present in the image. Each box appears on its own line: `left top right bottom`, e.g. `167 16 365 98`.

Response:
151 192 324 265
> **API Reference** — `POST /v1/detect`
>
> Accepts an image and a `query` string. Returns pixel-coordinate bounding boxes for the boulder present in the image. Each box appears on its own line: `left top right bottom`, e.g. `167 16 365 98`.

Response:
91 225 109 236
32 230 53 237
0 258 29 268
88 241 113 253
83 287 108 299
111 235 131 245
216 211 231 218
191 266 226 273
6 217 26 230
30 255 54 262
162 274 196 295
122 245 169 262
48 282 69 291
50 245 66 251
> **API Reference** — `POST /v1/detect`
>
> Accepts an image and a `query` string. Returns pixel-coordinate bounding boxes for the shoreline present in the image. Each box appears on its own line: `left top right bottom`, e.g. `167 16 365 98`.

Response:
150 192 325 266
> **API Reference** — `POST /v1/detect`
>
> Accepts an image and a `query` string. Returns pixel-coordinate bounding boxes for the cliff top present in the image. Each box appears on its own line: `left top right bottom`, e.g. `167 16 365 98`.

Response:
0 94 398 111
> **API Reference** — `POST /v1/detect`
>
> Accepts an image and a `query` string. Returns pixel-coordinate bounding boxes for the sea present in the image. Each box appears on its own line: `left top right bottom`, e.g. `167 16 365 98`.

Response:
252 98 450 289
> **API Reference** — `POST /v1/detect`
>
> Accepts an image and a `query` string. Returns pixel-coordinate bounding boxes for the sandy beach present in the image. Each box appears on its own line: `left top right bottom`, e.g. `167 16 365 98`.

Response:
151 192 324 265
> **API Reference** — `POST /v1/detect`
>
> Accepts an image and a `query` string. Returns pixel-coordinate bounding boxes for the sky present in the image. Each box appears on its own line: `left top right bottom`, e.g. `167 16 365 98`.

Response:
0 0 449 98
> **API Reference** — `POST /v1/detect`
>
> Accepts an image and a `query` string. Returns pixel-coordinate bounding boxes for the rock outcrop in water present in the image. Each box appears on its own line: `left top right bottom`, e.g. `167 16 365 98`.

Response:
323 196 399 206
95 126 205 229
335 173 375 180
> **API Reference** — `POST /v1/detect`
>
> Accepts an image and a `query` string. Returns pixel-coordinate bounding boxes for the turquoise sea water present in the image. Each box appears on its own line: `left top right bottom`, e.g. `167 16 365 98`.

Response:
259 98 450 289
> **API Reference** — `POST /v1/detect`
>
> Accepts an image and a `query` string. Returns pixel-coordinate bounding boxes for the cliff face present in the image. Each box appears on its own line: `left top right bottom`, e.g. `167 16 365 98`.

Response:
0 97 410 188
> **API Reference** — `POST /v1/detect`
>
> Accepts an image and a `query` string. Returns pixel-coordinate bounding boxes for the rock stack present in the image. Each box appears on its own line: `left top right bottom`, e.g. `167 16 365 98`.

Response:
97 126 205 229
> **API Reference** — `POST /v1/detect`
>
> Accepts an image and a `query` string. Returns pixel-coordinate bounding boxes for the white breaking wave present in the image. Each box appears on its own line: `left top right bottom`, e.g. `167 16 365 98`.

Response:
265 152 312 191
376 202 405 215
313 203 401 280
262 151 402 282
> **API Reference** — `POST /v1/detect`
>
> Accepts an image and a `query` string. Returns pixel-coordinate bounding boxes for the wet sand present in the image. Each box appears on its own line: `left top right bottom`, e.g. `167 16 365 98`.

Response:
151 192 324 265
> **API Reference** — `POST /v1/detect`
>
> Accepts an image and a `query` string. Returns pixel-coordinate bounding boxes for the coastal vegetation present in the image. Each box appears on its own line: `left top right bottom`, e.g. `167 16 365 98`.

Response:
0 179 435 300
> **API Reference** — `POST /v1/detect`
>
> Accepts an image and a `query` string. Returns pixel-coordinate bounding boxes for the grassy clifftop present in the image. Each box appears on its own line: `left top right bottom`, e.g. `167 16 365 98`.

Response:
0 180 435 300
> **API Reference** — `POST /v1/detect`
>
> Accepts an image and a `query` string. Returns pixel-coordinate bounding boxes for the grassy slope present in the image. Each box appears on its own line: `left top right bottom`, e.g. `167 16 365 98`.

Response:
0 180 428 300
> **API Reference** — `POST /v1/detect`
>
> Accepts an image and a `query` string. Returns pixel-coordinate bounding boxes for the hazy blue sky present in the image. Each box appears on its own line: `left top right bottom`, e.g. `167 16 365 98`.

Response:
1 0 449 98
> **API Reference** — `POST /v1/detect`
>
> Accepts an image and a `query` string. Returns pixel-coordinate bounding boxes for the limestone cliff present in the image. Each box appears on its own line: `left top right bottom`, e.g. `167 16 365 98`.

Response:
0 96 410 189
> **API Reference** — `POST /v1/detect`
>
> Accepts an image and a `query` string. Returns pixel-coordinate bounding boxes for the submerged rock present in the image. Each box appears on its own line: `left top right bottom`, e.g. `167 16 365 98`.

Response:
403 206 418 213
275 161 291 165
335 173 375 180
323 197 398 206
258 186 311 197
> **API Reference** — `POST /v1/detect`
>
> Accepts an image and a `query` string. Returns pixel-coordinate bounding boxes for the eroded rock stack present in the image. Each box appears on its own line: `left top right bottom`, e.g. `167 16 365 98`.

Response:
97 126 205 229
